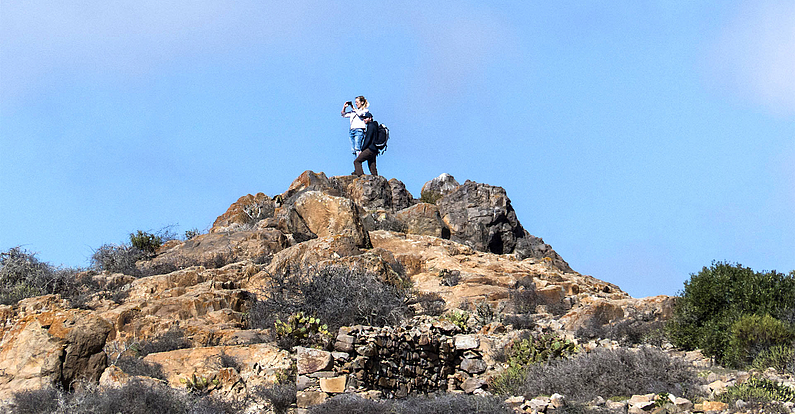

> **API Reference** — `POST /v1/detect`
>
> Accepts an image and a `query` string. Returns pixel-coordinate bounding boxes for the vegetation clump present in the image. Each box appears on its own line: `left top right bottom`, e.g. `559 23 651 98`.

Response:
666 261 795 368
249 265 412 333
0 247 100 307
490 332 578 395
519 347 705 402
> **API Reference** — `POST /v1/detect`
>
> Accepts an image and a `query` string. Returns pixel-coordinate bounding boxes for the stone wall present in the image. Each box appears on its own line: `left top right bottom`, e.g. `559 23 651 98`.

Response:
296 317 495 407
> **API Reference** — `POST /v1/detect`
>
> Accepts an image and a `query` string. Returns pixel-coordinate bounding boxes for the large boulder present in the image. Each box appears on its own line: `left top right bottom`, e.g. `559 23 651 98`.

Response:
281 170 342 203
389 179 414 211
437 180 571 271
211 193 275 233
146 228 289 272
265 235 362 276
420 173 460 203
0 305 113 399
395 203 446 238
342 175 393 211
289 191 370 247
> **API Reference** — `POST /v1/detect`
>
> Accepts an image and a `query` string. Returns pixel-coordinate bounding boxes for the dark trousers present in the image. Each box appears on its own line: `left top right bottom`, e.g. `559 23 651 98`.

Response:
353 149 378 176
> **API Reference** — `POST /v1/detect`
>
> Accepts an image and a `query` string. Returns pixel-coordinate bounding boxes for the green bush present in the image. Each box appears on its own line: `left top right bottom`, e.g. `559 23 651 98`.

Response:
723 313 795 368
130 230 162 254
666 262 795 364
752 344 795 374
718 376 795 404
274 311 331 349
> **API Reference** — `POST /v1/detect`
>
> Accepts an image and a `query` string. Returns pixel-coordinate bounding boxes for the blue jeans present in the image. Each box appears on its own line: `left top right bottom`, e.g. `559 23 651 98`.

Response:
349 128 364 154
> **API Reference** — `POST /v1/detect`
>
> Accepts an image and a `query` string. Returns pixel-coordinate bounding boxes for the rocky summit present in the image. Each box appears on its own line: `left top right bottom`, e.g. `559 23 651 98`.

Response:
0 171 719 413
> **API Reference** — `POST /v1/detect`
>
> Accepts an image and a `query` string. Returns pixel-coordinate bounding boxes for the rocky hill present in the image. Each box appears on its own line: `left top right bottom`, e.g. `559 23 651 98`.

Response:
0 171 684 412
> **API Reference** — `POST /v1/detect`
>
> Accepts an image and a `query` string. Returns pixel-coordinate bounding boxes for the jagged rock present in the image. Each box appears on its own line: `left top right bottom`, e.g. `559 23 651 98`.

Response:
264 235 362 276
146 228 289 272
296 347 332 375
211 193 275 233
460 357 487 374
389 178 414 211
281 170 342 203
339 175 393 211
361 209 407 233
436 180 571 271
454 334 479 350
289 191 370 247
0 309 112 399
421 173 460 203
395 203 446 237
461 377 486 393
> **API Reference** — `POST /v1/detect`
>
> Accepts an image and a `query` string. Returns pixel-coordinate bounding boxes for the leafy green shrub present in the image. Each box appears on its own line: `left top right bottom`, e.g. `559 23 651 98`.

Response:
249 266 412 332
666 262 795 364
520 347 705 402
180 373 220 394
723 313 795 368
442 309 470 331
718 376 795 404
308 392 512 414
752 344 795 373
130 230 162 254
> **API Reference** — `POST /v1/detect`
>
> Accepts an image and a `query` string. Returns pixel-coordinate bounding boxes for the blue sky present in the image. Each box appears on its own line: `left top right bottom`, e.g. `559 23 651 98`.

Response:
1 1 793 298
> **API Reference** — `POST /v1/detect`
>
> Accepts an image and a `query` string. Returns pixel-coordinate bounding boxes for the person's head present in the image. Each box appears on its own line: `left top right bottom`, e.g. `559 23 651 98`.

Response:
355 96 369 109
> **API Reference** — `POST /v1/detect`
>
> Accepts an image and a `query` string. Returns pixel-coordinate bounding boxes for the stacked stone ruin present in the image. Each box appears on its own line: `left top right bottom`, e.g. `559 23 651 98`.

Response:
296 316 493 406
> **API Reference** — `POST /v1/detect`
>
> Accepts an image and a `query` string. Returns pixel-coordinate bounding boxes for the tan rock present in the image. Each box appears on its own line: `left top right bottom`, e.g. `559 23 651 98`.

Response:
211 193 275 233
396 203 445 237
292 191 369 247
319 375 347 393
143 344 291 390
695 401 728 412
296 347 332 375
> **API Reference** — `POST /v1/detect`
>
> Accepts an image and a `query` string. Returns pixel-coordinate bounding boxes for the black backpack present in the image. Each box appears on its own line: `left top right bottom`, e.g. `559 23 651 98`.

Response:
374 123 389 153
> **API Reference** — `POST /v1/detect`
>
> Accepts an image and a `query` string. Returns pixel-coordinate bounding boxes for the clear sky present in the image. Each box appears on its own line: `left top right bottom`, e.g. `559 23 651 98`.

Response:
1 1 793 298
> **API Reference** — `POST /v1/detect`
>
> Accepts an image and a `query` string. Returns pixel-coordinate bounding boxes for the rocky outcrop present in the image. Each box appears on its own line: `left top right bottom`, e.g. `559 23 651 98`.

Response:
388 178 414 211
0 169 682 412
0 298 112 399
395 203 445 238
420 173 459 202
436 179 571 271
211 193 275 233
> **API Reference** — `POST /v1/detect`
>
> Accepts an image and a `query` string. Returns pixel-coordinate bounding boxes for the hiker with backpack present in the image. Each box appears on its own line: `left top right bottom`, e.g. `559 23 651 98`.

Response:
352 116 379 177
341 96 370 156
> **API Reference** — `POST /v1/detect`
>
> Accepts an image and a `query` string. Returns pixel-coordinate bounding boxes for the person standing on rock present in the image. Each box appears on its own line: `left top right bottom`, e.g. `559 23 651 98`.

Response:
352 113 379 177
341 96 370 157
